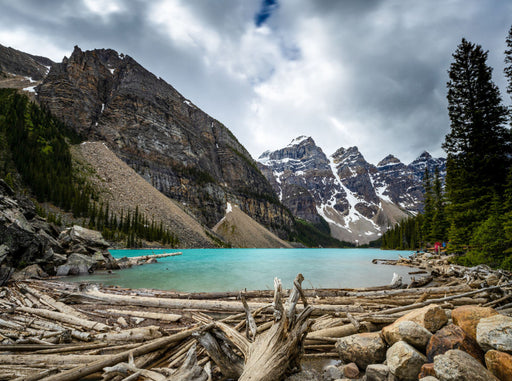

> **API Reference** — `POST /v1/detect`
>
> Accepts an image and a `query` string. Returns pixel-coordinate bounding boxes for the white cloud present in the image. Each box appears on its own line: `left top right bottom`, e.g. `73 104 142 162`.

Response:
149 0 221 53
83 0 124 18
0 29 68 61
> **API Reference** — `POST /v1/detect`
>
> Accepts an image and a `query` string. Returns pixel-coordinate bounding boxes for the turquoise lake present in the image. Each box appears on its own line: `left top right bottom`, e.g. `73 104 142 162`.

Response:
64 248 420 292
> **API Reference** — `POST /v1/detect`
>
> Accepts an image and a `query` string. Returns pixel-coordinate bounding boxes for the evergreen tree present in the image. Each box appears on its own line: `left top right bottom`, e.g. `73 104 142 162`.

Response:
422 167 434 243
505 25 512 98
430 167 448 241
443 38 510 251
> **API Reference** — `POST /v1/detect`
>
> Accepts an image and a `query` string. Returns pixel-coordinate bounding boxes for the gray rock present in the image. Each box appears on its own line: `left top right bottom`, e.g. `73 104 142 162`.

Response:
336 332 387 370
67 225 109 249
382 320 432 351
56 253 96 276
476 314 512 353
365 364 389 381
323 365 342 381
0 244 8 264
420 378 439 381
0 266 14 286
386 341 427 381
11 264 48 280
434 349 498 380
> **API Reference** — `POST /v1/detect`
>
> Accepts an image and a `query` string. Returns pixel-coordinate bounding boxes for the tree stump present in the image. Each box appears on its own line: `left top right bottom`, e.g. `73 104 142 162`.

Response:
196 274 313 380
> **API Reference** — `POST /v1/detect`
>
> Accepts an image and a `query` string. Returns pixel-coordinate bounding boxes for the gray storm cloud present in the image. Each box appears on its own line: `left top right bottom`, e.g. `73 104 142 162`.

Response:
0 0 510 164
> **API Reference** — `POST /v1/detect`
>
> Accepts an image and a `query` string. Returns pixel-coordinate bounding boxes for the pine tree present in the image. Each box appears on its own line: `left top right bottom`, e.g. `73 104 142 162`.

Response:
505 25 512 98
422 167 434 243
430 167 448 241
443 38 510 251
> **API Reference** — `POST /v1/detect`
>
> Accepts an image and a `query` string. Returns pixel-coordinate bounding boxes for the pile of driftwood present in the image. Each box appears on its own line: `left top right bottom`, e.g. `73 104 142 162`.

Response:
0 254 511 380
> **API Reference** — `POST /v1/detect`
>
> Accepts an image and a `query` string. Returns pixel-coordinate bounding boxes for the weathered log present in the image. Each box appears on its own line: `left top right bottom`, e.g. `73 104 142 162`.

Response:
16 306 110 332
95 326 163 343
21 284 89 320
76 286 363 314
104 309 182 322
199 274 313 381
103 344 206 381
0 354 109 365
307 324 357 340
194 330 244 379
42 325 208 381
371 282 510 315
11 367 59 381
13 316 92 341
240 295 257 340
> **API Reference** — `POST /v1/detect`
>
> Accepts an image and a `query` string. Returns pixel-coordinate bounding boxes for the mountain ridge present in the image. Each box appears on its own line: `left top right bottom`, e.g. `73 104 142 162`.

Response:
257 136 446 244
36 45 295 240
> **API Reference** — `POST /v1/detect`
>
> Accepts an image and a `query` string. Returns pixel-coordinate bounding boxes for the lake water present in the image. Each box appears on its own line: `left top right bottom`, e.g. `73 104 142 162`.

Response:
64 248 420 292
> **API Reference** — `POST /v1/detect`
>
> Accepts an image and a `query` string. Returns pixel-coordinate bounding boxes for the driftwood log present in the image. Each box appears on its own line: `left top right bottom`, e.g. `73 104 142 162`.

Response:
195 274 313 381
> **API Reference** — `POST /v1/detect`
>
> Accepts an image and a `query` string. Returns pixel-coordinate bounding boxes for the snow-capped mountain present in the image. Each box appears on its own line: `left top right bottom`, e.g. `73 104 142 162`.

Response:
257 136 446 244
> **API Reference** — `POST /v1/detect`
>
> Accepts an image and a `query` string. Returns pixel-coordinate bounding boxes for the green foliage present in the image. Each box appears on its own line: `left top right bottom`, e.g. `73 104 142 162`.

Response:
430 167 449 241
87 202 179 248
292 218 355 248
381 215 424 250
443 38 510 253
381 166 448 250
0 88 91 215
441 34 512 269
422 167 434 242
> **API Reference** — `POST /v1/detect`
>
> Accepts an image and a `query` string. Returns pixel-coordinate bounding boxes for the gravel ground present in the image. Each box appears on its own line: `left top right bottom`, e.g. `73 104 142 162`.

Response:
73 141 214 248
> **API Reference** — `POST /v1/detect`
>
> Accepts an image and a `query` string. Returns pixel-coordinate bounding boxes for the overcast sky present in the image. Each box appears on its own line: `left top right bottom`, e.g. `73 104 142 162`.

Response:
1 0 511 164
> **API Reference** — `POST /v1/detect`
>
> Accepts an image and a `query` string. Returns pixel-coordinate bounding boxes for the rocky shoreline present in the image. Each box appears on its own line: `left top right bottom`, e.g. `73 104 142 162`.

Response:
0 249 510 380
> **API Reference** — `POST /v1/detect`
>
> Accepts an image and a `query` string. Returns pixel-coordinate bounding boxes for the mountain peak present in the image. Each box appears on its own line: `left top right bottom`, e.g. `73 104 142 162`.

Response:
415 151 432 161
288 135 314 147
377 154 401 167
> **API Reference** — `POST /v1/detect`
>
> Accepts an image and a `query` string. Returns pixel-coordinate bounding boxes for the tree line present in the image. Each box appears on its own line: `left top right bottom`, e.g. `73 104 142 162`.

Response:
381 26 512 270
0 89 178 248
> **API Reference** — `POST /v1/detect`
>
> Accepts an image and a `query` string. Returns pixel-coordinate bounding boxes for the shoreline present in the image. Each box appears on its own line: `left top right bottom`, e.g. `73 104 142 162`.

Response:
0 251 510 380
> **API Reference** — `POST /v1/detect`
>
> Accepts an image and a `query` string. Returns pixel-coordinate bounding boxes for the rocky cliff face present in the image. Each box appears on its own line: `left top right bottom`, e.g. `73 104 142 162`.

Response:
37 46 294 238
258 137 446 244
0 180 116 284
0 43 52 81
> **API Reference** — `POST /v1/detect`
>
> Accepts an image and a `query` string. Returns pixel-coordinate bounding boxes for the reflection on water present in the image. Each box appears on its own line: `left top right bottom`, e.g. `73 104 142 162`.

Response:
64 248 420 292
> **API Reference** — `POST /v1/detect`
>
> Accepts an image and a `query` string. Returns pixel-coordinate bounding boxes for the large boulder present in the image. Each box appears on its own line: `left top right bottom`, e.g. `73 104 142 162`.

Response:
386 340 427 381
335 332 387 369
452 305 498 341
434 349 499 381
0 179 64 280
426 324 484 363
485 350 512 381
476 314 512 353
381 320 432 351
11 264 48 280
56 253 96 276
59 225 109 250
381 304 447 339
